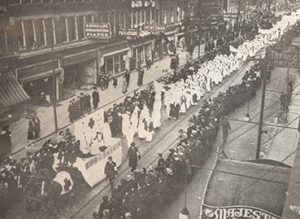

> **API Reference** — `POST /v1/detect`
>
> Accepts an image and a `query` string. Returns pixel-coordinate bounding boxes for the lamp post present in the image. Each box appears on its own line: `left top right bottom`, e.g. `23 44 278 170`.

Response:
51 45 58 132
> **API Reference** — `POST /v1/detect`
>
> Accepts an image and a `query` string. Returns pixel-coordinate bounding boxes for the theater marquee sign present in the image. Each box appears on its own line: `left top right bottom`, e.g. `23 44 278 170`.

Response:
202 204 280 219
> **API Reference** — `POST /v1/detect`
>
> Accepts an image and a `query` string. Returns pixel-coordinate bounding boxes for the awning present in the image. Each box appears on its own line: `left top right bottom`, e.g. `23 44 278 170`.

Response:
0 72 30 108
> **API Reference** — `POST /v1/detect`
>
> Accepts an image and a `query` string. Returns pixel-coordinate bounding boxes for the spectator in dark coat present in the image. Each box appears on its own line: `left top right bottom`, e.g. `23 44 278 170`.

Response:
104 156 117 190
127 142 140 172
92 88 100 109
33 113 41 139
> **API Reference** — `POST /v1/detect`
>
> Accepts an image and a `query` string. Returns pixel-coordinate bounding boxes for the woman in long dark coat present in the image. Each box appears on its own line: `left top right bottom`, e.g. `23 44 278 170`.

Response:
27 119 35 142
127 142 140 172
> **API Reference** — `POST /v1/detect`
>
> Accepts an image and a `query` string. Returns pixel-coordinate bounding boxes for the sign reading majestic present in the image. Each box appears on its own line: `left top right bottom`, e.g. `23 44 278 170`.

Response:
202 204 280 219
131 0 155 8
85 23 111 39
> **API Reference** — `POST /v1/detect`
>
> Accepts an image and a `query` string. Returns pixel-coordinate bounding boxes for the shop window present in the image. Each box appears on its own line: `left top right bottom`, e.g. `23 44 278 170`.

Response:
45 18 54 46
77 16 84 39
121 54 126 72
23 20 34 50
106 57 113 76
114 55 120 74
68 16 76 41
32 0 43 3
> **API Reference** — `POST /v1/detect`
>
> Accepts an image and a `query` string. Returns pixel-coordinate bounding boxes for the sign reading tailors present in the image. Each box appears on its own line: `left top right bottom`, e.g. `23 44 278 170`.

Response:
202 204 280 219
118 28 139 37
85 23 111 39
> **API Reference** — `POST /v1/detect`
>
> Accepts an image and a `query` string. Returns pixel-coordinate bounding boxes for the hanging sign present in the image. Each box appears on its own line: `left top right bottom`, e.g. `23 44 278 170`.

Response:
85 23 111 39
144 24 166 33
131 0 155 8
118 28 139 37
202 204 280 219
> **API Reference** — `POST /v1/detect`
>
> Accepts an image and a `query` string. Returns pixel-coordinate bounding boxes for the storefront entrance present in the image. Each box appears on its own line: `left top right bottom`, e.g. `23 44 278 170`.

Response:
62 58 98 98
22 75 54 106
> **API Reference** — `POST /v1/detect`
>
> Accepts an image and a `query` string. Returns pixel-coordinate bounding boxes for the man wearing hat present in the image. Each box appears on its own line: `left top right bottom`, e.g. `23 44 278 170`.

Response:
127 142 140 172
104 156 117 190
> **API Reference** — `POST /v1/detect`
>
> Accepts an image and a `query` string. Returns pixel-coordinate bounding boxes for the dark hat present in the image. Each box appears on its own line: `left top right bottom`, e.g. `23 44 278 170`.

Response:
158 153 162 157
169 149 175 153
130 142 135 147
108 156 112 160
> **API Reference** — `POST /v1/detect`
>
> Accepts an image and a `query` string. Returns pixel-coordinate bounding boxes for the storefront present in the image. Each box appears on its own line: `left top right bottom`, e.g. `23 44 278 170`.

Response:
130 37 154 71
99 41 130 77
16 60 62 105
62 49 98 98
103 52 127 75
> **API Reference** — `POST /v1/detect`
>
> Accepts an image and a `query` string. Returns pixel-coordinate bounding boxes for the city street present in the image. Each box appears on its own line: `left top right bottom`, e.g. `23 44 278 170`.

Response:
9 45 205 156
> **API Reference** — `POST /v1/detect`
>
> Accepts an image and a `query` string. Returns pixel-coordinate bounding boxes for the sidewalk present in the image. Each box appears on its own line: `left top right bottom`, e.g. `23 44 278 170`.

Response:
225 66 300 166
9 44 205 156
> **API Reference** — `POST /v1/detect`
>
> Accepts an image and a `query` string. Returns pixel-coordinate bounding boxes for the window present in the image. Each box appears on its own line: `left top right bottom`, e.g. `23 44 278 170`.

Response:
77 16 84 39
45 18 54 46
35 19 45 47
164 9 167 24
106 57 113 75
23 20 34 50
57 16 67 43
68 16 76 41
171 8 174 23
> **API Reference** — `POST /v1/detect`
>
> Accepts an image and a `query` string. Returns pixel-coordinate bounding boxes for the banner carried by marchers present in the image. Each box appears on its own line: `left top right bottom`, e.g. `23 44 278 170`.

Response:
202 204 280 219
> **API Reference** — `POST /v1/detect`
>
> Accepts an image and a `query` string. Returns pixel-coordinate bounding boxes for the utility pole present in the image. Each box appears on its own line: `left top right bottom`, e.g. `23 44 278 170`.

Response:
51 45 58 132
256 62 267 160
197 0 201 58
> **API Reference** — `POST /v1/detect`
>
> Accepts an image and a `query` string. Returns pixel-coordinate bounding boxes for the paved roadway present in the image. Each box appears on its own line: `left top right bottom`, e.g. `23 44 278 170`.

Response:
69 61 254 219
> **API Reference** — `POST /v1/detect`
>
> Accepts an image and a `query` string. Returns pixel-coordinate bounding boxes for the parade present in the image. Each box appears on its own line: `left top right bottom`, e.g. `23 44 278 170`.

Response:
1 0 300 218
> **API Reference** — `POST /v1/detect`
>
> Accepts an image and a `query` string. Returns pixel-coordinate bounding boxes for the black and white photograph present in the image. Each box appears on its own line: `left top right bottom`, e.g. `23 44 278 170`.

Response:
1 0 300 218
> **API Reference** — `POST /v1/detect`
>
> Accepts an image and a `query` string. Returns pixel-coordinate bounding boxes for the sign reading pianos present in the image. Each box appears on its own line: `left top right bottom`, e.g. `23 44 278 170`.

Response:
85 23 111 39
202 204 280 219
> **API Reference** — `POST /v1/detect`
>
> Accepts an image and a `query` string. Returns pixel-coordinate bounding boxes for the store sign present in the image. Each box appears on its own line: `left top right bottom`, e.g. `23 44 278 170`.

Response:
85 23 111 39
144 24 166 33
131 0 155 8
118 28 139 37
202 204 280 219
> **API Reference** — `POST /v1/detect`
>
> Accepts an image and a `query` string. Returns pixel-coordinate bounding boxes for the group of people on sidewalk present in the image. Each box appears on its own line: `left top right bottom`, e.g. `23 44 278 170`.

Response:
27 113 41 143
68 90 100 122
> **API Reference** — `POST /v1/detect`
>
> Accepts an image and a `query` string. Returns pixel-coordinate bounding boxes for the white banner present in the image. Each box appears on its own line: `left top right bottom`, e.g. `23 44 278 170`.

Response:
73 139 122 187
